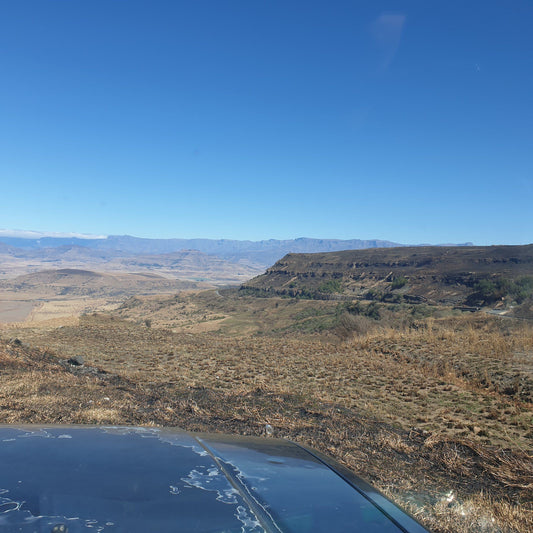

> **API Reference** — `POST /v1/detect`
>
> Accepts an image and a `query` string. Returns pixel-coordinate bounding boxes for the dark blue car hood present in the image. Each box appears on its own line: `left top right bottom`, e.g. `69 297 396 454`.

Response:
0 425 427 532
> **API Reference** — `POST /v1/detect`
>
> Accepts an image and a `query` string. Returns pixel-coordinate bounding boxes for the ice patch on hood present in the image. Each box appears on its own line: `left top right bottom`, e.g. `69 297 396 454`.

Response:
236 505 264 532
181 467 265 532
18 428 54 439
0 488 111 532
101 426 210 456
182 466 240 504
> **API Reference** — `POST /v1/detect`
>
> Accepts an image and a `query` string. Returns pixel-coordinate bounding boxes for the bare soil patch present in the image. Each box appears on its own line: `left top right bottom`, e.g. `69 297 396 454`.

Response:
0 300 37 323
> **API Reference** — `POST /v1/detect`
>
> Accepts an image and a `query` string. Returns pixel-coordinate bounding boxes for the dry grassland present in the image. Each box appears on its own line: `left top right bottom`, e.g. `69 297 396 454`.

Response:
2 307 532 533
25 298 121 322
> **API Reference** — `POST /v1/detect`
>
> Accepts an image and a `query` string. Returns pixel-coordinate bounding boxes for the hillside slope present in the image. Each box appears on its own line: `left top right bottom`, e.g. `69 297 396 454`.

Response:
242 244 533 306
0 269 198 298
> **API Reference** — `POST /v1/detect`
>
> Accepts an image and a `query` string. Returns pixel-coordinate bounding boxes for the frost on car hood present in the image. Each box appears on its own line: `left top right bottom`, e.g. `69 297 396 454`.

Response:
0 425 425 533
0 425 263 533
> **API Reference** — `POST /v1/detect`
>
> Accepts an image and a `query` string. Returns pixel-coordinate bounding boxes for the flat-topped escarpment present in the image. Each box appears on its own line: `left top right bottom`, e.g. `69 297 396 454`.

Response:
241 244 533 307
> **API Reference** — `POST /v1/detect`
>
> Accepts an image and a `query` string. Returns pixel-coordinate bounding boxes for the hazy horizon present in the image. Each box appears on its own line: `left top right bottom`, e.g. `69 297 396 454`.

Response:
1 227 523 248
2 2 531 245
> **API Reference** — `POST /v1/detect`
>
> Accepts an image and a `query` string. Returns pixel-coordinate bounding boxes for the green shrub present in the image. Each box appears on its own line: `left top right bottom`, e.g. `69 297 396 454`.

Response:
391 276 408 290
345 301 363 315
364 289 380 300
473 277 533 304
473 279 499 303
318 279 343 294
365 302 381 320
337 300 380 320
512 277 533 303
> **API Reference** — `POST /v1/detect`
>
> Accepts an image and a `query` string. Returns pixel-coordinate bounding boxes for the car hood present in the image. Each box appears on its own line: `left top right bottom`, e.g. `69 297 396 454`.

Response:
0 424 427 532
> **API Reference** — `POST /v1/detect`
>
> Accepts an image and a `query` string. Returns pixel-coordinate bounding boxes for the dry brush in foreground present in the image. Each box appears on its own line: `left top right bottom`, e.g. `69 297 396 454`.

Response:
1 313 532 532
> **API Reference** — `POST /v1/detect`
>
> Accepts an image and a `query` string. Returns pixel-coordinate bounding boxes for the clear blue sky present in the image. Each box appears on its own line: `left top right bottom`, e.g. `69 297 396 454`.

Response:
1 1 531 244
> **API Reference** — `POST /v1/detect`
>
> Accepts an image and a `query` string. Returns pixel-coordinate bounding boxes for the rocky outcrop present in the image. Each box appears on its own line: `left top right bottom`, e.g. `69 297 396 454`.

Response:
241 245 533 306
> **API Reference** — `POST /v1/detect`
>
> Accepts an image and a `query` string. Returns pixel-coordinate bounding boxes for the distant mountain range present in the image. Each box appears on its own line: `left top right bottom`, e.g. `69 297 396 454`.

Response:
0 234 474 268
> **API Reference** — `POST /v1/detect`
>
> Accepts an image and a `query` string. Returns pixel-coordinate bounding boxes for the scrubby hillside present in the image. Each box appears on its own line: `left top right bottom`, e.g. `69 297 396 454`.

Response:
242 244 533 307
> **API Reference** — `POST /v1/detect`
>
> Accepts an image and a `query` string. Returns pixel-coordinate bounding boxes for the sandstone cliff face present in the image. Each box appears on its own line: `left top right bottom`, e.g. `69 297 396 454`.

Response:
241 245 533 306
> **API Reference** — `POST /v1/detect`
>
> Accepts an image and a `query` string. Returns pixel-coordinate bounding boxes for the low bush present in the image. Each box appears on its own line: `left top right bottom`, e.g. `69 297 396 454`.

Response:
318 279 343 294
391 276 408 290
473 276 533 304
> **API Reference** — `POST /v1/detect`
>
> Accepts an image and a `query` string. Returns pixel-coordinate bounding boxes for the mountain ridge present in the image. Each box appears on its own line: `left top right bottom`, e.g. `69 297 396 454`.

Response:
0 233 473 268
241 244 533 307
